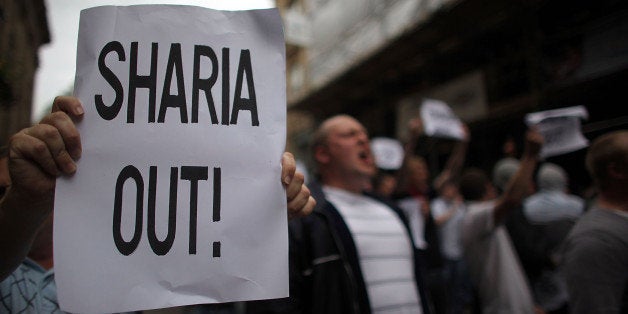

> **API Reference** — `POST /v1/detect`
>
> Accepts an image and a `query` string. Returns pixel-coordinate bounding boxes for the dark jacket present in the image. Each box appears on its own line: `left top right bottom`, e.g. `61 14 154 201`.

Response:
247 181 431 314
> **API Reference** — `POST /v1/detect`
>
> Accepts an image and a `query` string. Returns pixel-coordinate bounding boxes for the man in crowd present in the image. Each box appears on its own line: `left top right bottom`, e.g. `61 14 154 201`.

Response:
519 163 584 313
0 96 316 312
562 130 628 314
431 179 474 313
458 129 543 314
249 114 431 313
393 117 469 313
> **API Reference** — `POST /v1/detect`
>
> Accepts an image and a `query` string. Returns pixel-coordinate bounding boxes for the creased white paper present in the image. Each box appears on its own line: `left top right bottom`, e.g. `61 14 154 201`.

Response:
371 137 404 170
525 106 589 158
420 99 465 140
53 5 287 313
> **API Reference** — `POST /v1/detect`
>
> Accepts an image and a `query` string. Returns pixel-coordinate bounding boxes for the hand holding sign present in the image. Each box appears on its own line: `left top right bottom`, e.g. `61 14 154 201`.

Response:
408 117 424 139
8 97 83 199
282 152 315 219
0 96 84 282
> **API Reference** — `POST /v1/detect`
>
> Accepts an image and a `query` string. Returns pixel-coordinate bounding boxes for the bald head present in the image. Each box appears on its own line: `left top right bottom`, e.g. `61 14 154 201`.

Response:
311 115 376 191
311 115 357 148
537 163 568 191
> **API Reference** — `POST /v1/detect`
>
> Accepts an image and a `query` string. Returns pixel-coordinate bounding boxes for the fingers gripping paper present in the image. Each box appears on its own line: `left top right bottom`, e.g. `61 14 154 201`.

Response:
53 6 287 313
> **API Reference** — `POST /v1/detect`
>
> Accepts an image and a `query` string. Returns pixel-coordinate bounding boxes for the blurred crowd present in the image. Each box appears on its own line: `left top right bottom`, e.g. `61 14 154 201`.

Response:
351 116 626 314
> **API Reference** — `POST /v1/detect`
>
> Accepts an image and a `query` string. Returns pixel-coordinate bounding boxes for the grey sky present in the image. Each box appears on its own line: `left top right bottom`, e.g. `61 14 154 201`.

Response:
33 0 274 122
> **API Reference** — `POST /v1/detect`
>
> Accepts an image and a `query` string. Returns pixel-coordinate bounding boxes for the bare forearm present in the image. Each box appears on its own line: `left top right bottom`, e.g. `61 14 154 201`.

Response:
493 128 542 223
434 208 455 226
433 139 468 191
444 140 468 176
493 155 537 223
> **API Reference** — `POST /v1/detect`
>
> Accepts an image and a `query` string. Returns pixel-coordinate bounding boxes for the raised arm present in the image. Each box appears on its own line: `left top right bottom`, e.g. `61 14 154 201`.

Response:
433 124 469 191
492 128 543 223
394 118 424 194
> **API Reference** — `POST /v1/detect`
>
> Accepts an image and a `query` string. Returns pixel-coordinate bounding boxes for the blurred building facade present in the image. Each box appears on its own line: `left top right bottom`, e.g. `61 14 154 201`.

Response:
0 0 49 146
279 0 628 192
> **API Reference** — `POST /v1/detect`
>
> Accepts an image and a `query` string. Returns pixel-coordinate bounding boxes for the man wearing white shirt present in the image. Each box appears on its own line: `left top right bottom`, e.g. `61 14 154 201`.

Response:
518 162 583 312
523 162 584 223
248 115 431 313
431 180 473 313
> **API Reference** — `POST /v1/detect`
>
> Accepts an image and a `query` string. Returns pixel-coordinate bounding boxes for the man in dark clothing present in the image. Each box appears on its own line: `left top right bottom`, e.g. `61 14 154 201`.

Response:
562 130 628 314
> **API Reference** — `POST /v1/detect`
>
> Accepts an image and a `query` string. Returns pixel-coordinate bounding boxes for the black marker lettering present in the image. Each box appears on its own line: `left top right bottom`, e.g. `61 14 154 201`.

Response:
96 41 125 120
221 47 230 125
147 166 178 255
213 167 221 222
158 43 188 123
113 165 144 256
129 42 158 123
213 241 221 258
231 49 258 126
192 45 219 124
181 166 209 254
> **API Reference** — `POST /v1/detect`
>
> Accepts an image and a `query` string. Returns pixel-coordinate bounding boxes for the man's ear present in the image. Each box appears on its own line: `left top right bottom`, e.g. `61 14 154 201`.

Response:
608 161 628 180
314 145 330 165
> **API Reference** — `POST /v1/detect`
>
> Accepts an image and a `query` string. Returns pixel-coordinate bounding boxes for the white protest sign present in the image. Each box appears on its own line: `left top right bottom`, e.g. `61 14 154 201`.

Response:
53 5 287 313
420 99 465 140
525 106 589 158
371 137 404 170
